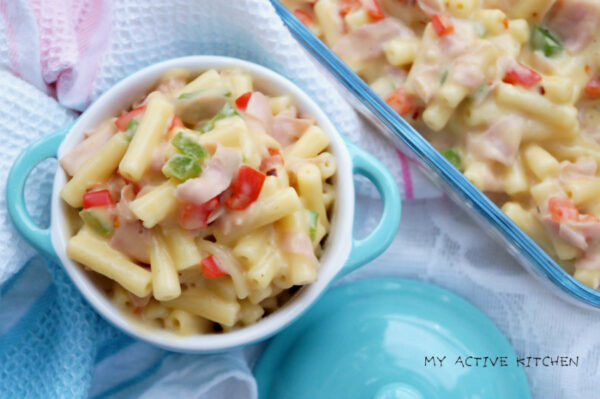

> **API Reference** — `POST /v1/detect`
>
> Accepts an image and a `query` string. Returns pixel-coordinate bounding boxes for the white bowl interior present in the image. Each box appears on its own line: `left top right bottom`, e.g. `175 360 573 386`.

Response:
51 56 354 352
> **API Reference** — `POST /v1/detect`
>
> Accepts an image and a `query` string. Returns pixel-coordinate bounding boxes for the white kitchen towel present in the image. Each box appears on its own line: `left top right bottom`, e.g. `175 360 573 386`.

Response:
0 1 598 398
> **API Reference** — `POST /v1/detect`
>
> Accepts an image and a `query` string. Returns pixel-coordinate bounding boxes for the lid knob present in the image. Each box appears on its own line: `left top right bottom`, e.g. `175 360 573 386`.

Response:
374 383 424 399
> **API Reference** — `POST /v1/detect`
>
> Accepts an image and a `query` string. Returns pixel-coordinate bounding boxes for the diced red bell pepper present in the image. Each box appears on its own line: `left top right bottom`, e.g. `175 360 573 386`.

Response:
224 165 266 210
83 190 113 209
360 0 385 21
115 106 146 131
339 0 360 16
584 76 600 99
260 148 284 173
178 196 220 230
235 92 253 110
385 88 413 116
293 9 313 25
431 14 454 36
202 255 228 279
168 115 184 131
503 63 541 87
548 197 579 223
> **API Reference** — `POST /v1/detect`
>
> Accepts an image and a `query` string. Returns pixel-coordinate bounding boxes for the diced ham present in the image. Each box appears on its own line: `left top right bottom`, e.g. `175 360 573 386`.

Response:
406 19 496 103
280 231 318 266
156 73 189 96
105 174 127 201
175 145 241 205
384 66 408 87
271 109 314 147
541 212 600 251
466 116 523 166
545 0 600 53
245 97 313 147
60 120 116 176
452 61 486 90
416 0 444 16
560 157 597 178
110 221 151 264
564 219 600 244
245 92 273 134
332 18 414 61
378 0 428 27
575 245 600 269
150 141 170 172
115 185 138 223
175 90 228 125
558 222 588 250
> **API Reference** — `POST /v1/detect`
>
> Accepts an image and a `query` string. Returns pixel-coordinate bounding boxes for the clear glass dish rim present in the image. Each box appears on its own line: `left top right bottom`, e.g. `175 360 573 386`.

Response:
270 0 600 308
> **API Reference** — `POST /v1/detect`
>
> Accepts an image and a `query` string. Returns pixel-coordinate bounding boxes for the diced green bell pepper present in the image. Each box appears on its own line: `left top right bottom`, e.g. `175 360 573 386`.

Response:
200 103 239 133
441 147 462 171
307 210 319 241
123 119 139 142
530 26 562 57
172 131 209 161
79 207 114 237
162 154 202 181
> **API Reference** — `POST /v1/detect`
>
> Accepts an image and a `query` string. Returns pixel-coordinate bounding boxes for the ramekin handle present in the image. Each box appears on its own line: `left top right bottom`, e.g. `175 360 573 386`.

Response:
339 142 402 278
6 127 68 259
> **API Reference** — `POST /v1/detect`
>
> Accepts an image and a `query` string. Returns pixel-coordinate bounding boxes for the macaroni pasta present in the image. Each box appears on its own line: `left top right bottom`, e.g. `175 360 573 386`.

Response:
60 68 336 334
283 0 600 289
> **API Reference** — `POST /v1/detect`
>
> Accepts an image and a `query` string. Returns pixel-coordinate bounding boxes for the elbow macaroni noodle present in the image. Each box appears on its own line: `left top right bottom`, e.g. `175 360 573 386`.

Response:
60 68 336 334
283 0 600 288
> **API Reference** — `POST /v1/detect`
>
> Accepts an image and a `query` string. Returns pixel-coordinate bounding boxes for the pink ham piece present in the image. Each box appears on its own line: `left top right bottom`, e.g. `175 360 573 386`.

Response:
105 174 127 201
175 144 241 205
110 221 151 264
332 18 414 61
466 116 523 166
575 245 600 269
245 94 314 147
540 214 587 250
558 222 588 250
280 231 318 266
59 120 116 176
150 141 171 172
545 0 600 54
115 184 138 223
541 213 600 251
560 157 597 178
416 0 444 16
245 92 273 134
564 218 600 245
271 107 314 147
451 61 486 90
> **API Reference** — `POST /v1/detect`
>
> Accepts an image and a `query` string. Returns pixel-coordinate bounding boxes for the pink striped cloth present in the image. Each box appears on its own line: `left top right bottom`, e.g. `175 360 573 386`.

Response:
0 0 110 109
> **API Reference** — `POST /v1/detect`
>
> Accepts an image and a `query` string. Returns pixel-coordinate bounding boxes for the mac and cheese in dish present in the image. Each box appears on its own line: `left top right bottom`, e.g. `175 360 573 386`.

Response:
59 68 336 334
283 0 600 289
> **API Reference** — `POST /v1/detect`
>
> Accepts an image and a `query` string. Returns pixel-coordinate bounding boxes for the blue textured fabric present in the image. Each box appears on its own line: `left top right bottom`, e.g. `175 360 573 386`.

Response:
0 258 122 399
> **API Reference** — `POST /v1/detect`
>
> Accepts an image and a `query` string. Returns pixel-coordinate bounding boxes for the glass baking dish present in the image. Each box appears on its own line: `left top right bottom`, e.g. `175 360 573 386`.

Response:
269 0 600 310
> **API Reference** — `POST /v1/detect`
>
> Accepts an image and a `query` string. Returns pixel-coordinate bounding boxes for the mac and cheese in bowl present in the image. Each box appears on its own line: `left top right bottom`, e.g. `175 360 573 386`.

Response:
283 0 600 289
59 67 336 335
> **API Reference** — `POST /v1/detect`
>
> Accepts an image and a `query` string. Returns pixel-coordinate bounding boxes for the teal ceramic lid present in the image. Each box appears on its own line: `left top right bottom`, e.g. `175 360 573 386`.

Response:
255 278 531 399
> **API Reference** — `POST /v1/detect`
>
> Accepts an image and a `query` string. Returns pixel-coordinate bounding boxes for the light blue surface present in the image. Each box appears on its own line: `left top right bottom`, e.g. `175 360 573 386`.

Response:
254 278 532 399
5 126 69 260
269 0 600 309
